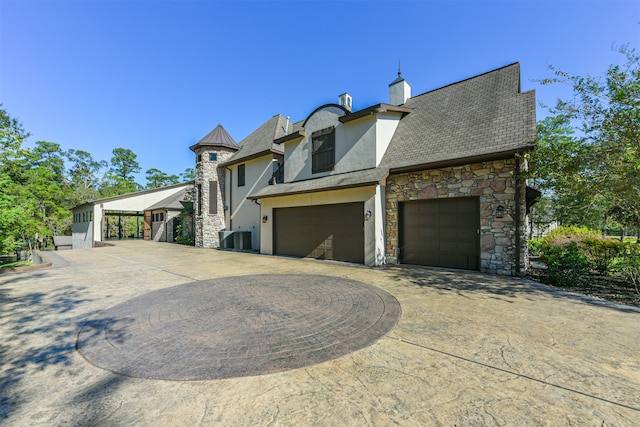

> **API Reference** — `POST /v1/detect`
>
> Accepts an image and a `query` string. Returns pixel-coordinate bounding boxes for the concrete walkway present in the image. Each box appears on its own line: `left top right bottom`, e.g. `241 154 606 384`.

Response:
1 241 639 426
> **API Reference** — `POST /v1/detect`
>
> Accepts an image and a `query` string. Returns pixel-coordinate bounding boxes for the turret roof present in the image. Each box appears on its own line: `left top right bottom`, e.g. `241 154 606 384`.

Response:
189 124 238 152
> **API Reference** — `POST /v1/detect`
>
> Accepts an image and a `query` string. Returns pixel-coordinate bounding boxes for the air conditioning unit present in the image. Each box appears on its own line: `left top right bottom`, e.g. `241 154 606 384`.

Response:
218 230 252 250
218 231 234 249
233 231 252 250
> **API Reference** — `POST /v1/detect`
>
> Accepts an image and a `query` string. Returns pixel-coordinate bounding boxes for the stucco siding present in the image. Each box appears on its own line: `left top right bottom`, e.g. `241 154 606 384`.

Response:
227 156 277 249
375 114 401 166
259 185 384 266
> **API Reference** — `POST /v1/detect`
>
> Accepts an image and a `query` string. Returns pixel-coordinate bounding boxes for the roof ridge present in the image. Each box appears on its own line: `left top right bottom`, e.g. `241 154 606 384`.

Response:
409 62 521 101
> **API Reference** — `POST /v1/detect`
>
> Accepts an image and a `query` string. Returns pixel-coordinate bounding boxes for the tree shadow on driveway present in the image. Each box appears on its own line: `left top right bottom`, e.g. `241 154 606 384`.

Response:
382 264 640 314
0 274 98 420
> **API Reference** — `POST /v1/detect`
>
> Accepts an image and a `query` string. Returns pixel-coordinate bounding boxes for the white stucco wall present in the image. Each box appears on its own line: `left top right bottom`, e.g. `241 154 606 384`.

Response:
375 113 402 166
283 106 402 183
337 117 376 172
226 155 279 250
258 185 385 266
71 207 94 249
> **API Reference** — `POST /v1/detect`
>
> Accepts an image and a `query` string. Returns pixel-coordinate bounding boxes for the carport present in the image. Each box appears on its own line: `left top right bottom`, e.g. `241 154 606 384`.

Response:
71 182 193 249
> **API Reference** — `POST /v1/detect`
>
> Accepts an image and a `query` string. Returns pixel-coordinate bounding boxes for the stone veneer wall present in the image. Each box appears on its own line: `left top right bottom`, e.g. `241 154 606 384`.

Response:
194 147 235 248
385 158 527 275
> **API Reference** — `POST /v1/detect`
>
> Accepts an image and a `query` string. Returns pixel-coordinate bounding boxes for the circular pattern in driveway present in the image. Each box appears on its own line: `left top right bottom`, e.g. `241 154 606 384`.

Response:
77 274 401 381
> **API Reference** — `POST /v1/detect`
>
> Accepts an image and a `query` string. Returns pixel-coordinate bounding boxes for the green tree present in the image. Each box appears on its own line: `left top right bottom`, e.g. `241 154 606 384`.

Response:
145 168 179 189
101 148 142 196
32 141 66 182
0 105 31 183
0 172 29 253
0 107 38 252
66 149 107 204
533 44 640 231
27 141 73 237
180 167 195 182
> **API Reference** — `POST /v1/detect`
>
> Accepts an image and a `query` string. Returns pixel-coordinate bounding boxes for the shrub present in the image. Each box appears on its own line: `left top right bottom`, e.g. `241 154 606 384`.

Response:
582 238 625 275
175 224 195 246
528 239 544 257
617 243 640 294
541 226 600 246
539 241 591 287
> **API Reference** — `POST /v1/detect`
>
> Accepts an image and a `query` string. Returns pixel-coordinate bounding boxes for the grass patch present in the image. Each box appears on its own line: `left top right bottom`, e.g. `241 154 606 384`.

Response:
0 260 33 269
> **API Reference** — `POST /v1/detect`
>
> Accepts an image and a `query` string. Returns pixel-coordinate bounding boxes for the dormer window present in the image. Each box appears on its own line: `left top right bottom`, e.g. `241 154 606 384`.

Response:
312 127 335 173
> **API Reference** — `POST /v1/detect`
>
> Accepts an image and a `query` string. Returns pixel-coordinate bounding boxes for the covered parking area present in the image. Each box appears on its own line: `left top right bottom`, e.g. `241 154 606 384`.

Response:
71 182 193 249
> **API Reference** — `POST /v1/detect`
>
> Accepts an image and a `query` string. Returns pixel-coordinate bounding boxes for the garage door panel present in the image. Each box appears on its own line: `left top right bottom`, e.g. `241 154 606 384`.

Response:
400 197 479 270
274 203 364 263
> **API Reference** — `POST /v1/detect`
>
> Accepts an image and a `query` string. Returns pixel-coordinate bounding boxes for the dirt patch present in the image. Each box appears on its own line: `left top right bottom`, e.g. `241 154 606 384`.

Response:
527 268 640 308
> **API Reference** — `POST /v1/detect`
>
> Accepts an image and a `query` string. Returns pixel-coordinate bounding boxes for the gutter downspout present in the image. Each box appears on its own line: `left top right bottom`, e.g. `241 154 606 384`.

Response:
225 166 233 230
515 156 522 276
164 208 168 242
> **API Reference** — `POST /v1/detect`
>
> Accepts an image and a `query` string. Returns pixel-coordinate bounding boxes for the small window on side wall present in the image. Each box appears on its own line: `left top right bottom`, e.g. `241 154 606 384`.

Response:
209 153 217 161
312 127 335 173
238 164 245 187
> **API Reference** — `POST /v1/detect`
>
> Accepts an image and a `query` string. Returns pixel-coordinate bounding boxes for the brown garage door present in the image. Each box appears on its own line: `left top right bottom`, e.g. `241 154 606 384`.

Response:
400 197 479 270
274 202 364 263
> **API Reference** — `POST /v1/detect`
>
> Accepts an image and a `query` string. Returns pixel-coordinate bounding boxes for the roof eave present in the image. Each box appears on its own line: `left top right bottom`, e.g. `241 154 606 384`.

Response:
189 142 240 152
221 149 284 167
273 130 306 145
71 181 195 209
339 104 412 124
388 146 535 175
247 179 381 200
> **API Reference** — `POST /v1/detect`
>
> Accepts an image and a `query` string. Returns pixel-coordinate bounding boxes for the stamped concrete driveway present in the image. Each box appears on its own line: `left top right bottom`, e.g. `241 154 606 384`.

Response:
1 241 639 426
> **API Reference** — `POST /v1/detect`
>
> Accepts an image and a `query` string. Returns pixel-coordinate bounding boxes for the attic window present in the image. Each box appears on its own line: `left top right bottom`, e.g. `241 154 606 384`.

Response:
312 127 335 173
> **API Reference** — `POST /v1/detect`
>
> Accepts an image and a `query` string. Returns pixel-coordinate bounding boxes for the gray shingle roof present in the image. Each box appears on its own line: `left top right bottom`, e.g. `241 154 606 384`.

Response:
224 115 286 165
145 187 190 211
248 168 387 199
189 124 238 152
380 62 536 172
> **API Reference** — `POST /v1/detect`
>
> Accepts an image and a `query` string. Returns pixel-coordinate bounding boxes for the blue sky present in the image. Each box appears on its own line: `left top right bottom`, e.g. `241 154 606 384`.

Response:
1 0 638 185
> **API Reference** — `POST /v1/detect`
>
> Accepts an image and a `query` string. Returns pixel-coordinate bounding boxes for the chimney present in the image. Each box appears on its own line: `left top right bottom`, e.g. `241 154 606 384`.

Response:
389 64 411 105
338 93 353 112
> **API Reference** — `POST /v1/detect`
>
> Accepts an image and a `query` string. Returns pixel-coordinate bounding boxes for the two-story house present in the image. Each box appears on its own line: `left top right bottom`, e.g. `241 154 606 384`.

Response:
191 62 537 275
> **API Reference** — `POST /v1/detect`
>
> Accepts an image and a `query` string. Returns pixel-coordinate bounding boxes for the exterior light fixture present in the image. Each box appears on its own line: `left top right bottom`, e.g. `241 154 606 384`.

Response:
365 210 372 221
496 205 505 219
262 215 268 223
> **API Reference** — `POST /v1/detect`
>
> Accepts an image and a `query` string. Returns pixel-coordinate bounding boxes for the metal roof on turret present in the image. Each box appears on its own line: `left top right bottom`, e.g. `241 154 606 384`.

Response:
189 124 238 152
